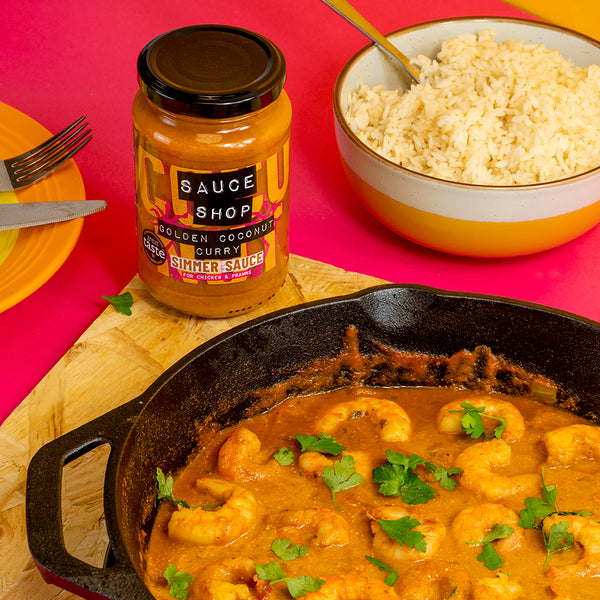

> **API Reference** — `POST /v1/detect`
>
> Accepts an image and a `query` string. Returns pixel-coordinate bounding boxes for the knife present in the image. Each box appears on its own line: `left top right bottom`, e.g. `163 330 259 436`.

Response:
0 200 107 230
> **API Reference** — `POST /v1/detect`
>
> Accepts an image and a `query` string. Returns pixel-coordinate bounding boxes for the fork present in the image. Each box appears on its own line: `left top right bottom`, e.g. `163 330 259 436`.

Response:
0 116 92 192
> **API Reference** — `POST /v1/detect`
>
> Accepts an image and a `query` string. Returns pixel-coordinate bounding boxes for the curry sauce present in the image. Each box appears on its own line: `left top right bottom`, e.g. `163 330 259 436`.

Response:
144 385 600 600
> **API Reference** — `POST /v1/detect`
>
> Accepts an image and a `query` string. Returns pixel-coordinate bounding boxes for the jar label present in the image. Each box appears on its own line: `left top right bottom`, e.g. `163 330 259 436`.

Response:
136 140 289 284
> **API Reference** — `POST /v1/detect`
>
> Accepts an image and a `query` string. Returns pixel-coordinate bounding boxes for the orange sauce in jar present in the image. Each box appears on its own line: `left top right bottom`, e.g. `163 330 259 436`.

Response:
133 25 291 317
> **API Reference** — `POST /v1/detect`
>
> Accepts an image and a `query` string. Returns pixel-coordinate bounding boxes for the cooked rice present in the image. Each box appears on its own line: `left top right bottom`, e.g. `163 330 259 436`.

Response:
345 30 600 185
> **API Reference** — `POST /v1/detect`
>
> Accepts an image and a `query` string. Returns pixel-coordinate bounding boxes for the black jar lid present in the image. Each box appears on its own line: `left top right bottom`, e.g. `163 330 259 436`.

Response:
137 25 287 119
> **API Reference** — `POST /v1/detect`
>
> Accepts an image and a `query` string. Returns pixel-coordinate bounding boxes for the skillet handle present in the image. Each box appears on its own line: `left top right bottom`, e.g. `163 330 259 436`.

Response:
25 398 154 600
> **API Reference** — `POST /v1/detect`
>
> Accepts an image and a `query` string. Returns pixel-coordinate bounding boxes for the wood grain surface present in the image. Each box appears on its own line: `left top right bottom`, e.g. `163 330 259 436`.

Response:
0 255 385 600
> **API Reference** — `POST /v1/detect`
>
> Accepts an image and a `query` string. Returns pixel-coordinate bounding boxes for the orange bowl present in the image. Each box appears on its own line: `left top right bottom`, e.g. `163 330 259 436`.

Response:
333 17 600 257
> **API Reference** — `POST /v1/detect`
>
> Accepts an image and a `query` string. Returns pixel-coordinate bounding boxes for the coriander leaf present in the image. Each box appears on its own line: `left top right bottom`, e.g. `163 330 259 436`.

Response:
365 556 399 586
543 520 574 567
103 291 133 316
468 523 514 571
296 433 345 455
372 451 435 504
321 454 363 510
541 467 559 513
255 562 324 599
372 462 406 497
377 516 426 553
519 508 536 530
385 450 425 471
425 462 462 491
163 564 177 580
461 409 486 440
271 538 309 561
477 543 504 570
519 497 554 528
493 418 506 439
273 447 295 466
518 468 589 530
399 472 436 505
156 467 173 500
519 467 556 529
451 401 506 441
156 467 191 509
163 564 194 600
255 560 286 581
285 576 325 598
479 523 514 547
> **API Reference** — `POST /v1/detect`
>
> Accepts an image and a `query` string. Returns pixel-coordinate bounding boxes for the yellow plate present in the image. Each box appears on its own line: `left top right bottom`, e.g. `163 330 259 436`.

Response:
0 102 85 313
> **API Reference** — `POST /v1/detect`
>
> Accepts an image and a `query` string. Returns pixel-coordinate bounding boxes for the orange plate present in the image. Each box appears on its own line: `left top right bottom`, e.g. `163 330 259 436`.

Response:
0 102 86 313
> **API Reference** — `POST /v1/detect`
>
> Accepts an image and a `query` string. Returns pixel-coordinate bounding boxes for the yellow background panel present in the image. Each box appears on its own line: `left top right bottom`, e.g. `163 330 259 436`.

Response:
504 0 600 40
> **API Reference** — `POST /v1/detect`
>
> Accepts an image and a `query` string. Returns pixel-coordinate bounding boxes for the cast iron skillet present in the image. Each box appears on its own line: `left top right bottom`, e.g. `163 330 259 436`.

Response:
25 284 600 600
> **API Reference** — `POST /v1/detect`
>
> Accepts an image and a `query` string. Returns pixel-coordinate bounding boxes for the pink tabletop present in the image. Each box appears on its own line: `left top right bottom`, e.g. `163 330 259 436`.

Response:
1 0 598 425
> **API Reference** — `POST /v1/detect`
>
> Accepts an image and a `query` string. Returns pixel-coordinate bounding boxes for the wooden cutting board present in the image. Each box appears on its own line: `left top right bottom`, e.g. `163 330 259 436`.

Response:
0 255 386 600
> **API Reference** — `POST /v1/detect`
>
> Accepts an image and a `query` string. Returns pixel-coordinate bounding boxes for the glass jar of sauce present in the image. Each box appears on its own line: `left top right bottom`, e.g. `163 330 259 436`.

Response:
133 25 291 317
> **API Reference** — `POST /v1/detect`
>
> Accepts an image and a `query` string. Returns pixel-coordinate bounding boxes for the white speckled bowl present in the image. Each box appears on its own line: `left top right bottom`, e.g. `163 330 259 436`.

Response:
333 17 600 257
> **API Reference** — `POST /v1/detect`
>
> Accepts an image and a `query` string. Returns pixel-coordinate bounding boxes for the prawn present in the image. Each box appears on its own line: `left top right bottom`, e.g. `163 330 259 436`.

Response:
543 514 600 580
168 478 258 546
454 438 540 500
315 397 411 442
437 395 526 443
195 557 270 600
451 502 524 553
298 451 372 480
302 576 401 600
218 427 281 481
543 424 600 467
470 572 522 600
395 559 471 600
368 505 446 563
270 508 350 548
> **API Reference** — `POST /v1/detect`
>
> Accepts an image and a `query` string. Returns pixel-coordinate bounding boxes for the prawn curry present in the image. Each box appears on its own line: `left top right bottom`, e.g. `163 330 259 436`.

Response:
144 334 600 600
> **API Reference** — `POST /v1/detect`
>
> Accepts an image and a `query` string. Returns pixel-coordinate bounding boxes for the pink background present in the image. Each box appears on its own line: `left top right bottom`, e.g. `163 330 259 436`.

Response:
2 0 599 424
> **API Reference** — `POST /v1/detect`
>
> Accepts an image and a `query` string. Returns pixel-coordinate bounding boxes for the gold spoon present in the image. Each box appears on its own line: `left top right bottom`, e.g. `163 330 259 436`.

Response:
321 0 420 84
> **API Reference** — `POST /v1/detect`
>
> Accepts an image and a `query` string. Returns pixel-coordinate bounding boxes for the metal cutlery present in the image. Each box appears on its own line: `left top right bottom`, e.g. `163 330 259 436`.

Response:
0 199 106 230
320 0 420 83
0 116 92 192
